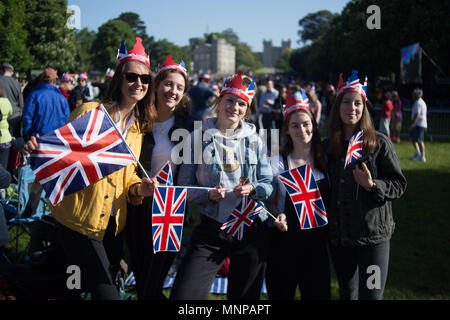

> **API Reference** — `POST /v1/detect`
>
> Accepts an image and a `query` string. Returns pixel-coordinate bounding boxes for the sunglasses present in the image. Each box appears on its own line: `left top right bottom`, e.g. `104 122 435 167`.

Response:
124 72 151 84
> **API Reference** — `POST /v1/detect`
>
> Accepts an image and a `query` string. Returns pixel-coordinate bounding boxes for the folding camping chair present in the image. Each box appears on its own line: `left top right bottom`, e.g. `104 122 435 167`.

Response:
1 164 52 264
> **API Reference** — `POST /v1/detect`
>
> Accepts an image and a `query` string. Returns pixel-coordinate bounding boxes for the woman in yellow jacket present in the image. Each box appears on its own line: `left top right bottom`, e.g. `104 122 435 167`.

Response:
23 38 158 299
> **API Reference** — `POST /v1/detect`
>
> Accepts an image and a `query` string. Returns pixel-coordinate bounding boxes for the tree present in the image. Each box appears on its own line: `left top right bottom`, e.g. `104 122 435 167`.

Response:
276 48 292 74
0 0 31 75
236 43 262 73
74 28 96 72
91 19 136 71
297 10 337 44
24 0 78 73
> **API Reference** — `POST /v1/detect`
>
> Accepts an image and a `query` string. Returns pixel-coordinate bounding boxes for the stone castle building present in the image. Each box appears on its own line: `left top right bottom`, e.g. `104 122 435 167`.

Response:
191 37 236 75
260 40 291 68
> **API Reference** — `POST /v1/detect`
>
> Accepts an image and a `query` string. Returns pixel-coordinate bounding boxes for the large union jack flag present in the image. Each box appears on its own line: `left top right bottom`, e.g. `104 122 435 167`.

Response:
155 161 173 186
345 131 363 168
220 196 264 240
29 105 136 206
278 165 327 229
152 186 186 252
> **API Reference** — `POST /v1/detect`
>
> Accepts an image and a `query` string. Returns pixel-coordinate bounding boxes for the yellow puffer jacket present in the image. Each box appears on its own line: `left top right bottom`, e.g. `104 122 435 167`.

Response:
51 102 143 240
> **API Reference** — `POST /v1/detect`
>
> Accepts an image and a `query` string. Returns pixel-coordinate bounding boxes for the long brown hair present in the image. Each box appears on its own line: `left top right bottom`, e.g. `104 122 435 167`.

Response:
327 93 377 158
154 69 191 118
281 109 327 173
101 61 157 133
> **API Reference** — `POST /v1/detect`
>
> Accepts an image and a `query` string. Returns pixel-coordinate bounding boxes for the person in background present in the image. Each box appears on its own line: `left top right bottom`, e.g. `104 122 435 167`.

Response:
126 55 193 300
188 72 217 121
324 71 406 300
306 89 322 128
390 91 402 143
0 63 23 138
59 73 74 102
0 165 12 265
266 89 331 300
0 83 13 168
378 91 394 137
409 88 428 162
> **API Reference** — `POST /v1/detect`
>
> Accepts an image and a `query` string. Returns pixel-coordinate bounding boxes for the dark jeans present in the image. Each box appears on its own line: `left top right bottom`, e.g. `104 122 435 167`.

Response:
329 241 390 300
126 199 177 300
56 216 124 300
170 215 268 300
266 227 331 300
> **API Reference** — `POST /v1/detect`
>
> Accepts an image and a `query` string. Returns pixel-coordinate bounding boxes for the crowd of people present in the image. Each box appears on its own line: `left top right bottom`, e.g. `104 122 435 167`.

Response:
0 36 432 301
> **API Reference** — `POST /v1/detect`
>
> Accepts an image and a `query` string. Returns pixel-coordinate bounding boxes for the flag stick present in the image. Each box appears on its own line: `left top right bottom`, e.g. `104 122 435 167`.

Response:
156 185 214 191
100 104 150 179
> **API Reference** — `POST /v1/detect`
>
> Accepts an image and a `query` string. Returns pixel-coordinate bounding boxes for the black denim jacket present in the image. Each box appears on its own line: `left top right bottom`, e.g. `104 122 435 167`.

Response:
324 132 407 247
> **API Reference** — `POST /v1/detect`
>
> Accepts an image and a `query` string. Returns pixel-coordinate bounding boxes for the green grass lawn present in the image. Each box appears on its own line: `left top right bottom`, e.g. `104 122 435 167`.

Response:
4 140 450 300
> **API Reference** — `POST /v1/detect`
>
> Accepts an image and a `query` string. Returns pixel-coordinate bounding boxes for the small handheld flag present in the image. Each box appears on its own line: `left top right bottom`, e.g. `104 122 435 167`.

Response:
220 196 264 240
155 161 173 186
278 164 328 229
345 131 364 169
29 105 136 206
152 186 187 252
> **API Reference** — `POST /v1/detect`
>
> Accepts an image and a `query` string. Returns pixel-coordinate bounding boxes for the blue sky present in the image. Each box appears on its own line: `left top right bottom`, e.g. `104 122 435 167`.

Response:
67 0 350 52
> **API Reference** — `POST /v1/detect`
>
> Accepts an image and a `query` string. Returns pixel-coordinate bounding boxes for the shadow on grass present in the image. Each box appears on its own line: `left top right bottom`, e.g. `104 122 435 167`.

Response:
386 168 450 299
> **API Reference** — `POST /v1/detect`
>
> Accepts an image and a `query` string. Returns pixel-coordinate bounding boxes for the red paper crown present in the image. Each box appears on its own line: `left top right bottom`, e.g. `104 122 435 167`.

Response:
282 89 310 118
156 55 187 76
116 37 150 68
337 70 368 101
220 70 255 106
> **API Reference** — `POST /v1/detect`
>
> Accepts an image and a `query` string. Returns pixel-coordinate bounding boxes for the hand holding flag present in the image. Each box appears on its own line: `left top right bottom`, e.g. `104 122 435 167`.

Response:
345 131 363 169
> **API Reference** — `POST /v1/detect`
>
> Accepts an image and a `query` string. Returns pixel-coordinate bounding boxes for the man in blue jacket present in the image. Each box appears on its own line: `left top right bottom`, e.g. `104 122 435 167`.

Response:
22 68 70 140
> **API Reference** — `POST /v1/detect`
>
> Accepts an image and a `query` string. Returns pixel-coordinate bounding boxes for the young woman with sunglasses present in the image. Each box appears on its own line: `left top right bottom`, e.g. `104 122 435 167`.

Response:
23 38 158 300
126 55 194 300
169 71 273 300
324 71 406 300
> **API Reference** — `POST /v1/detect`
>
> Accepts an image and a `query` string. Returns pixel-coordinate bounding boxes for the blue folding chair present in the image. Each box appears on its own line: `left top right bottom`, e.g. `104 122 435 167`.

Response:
1 164 51 263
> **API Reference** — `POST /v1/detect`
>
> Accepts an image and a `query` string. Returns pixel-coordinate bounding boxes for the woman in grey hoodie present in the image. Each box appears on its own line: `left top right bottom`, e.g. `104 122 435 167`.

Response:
170 71 273 300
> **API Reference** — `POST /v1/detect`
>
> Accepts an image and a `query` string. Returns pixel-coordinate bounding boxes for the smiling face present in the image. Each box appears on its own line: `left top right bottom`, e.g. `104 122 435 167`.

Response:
120 61 150 105
287 110 313 147
156 71 186 112
217 93 248 127
339 91 364 131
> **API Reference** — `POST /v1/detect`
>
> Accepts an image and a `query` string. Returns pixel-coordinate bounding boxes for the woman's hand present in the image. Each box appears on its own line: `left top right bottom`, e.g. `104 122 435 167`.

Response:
139 177 159 197
23 134 40 155
353 162 374 191
274 213 288 232
208 185 226 202
233 183 255 198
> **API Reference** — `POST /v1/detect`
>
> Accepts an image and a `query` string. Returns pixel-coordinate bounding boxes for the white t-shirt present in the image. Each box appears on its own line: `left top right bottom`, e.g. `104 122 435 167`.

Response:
411 98 427 128
151 116 176 177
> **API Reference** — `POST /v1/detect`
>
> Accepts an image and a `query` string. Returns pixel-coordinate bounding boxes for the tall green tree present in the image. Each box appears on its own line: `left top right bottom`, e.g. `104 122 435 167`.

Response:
74 28 96 72
297 10 337 44
24 0 78 73
0 0 31 74
91 19 135 71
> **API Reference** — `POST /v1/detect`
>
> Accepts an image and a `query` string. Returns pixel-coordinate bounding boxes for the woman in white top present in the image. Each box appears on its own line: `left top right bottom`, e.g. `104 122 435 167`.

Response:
126 55 193 300
266 89 331 300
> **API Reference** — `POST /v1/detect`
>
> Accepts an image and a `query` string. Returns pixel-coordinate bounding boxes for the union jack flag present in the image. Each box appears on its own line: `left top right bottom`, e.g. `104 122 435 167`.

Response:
345 131 363 168
278 165 327 229
29 105 136 206
152 186 186 252
220 196 264 240
155 161 173 186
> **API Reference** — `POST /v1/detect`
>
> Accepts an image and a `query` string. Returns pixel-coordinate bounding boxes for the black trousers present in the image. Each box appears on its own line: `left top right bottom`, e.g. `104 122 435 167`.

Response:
169 215 268 300
329 241 390 300
126 199 177 300
266 227 331 300
56 216 123 300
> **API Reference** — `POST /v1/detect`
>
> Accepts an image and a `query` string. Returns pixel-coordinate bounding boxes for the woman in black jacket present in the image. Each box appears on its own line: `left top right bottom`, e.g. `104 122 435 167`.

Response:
126 55 193 300
324 71 406 300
